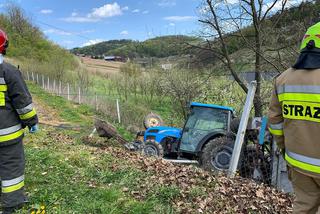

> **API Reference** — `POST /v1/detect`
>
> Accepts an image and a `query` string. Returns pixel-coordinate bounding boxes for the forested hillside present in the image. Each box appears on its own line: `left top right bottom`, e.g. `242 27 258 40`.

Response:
71 35 200 58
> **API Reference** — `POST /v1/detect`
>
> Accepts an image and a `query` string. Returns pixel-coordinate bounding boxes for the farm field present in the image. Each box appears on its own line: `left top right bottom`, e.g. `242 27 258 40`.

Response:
80 57 124 76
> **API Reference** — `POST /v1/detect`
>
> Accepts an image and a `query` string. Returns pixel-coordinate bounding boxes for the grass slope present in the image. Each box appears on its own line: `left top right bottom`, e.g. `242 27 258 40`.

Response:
15 82 292 214
21 83 172 214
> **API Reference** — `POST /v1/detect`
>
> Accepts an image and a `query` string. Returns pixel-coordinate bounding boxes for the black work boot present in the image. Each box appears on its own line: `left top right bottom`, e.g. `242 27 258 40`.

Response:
2 203 24 214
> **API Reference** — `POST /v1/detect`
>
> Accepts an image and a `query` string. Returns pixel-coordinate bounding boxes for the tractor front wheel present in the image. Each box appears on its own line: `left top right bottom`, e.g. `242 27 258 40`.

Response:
142 141 164 158
201 137 234 172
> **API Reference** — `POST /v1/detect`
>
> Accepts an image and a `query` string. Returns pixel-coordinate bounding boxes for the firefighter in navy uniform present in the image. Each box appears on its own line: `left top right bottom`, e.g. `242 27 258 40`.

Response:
268 22 320 214
0 29 38 213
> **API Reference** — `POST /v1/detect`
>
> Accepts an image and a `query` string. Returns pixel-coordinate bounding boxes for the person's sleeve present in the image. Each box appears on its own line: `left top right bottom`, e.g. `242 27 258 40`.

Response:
268 80 284 149
6 67 38 128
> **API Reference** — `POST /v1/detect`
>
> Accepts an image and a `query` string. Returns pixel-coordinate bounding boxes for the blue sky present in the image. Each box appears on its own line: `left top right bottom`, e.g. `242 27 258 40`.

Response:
0 0 201 49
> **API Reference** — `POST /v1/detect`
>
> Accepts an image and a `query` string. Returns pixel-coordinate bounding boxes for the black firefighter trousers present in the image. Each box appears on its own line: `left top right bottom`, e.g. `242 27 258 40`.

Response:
0 141 25 208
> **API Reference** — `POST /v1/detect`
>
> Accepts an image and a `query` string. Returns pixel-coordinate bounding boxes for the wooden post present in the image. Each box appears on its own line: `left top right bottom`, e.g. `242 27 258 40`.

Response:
67 83 70 101
36 73 39 84
116 99 121 123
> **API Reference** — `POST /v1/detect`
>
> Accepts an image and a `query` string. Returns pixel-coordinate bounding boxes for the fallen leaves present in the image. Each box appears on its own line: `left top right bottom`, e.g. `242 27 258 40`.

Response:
89 145 293 214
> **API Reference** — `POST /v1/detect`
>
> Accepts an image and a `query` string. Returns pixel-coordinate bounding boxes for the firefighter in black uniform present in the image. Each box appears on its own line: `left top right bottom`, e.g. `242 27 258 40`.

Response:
0 29 38 213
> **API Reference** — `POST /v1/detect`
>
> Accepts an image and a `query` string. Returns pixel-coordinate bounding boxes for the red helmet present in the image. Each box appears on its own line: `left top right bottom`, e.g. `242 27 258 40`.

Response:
0 29 8 55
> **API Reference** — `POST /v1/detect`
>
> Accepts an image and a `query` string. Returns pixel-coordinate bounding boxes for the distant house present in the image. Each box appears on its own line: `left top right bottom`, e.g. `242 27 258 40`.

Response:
104 56 124 62
161 64 173 70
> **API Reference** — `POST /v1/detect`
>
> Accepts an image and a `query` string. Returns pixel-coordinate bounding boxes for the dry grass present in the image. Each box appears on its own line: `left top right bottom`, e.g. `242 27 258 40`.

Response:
80 57 124 76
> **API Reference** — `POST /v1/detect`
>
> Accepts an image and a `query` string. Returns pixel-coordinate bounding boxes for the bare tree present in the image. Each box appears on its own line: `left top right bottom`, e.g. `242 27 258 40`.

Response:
159 68 213 119
198 0 291 116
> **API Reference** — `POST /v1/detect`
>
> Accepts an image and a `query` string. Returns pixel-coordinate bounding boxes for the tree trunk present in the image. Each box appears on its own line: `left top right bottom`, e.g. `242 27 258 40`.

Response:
254 28 262 117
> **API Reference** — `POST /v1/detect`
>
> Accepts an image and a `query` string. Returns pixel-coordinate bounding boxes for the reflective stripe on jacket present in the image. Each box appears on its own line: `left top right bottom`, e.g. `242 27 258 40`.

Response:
0 62 38 146
268 68 320 178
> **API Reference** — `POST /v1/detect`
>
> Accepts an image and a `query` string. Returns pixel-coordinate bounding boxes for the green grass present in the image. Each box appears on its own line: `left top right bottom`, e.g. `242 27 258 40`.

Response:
15 83 176 213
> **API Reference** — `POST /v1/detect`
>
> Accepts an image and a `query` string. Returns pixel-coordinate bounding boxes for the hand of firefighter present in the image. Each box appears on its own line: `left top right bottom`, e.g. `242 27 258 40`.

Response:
29 124 39 134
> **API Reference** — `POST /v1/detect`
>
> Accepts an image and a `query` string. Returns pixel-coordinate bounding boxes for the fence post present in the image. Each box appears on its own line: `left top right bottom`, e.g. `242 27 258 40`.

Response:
116 99 121 123
47 77 50 92
36 74 39 84
78 86 81 104
53 79 56 94
67 83 70 101
59 81 62 96
228 81 257 178
95 93 98 111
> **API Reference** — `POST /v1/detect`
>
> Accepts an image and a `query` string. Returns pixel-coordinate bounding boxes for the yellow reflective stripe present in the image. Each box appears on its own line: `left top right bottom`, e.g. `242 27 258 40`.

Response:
268 127 284 136
285 154 320 174
278 93 320 103
19 108 36 120
282 101 320 123
0 85 7 91
2 181 24 193
0 92 4 106
0 129 24 143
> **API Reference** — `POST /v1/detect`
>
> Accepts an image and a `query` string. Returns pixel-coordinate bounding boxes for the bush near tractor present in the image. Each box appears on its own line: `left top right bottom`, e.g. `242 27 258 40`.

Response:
95 101 273 185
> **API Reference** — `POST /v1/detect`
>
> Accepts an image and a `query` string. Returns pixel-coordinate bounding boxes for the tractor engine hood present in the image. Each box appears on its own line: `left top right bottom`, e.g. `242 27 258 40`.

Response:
145 126 182 143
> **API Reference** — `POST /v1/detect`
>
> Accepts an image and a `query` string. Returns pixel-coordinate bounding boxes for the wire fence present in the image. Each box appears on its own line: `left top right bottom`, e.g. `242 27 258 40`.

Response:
22 71 150 132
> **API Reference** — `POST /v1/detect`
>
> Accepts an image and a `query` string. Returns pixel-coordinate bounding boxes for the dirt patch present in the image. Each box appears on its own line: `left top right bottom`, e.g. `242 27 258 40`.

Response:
33 97 68 127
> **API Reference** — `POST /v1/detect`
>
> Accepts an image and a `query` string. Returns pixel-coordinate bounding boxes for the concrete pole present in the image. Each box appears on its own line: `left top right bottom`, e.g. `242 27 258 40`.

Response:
228 81 257 178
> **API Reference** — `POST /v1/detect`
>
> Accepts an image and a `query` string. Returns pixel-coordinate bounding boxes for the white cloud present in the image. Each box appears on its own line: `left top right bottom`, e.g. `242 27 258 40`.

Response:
63 2 124 23
224 0 238 4
120 30 129 35
81 39 104 47
142 10 149 14
164 16 196 22
88 2 122 18
40 9 53 14
169 22 175 26
262 0 303 14
44 29 72 36
132 9 140 13
158 0 176 7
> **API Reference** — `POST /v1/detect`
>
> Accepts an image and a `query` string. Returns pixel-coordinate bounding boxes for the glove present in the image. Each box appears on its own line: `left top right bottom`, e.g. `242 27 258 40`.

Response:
29 124 39 134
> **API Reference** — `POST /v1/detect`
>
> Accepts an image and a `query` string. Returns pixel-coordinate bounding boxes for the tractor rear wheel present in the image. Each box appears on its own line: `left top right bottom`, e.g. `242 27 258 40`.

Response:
144 113 164 129
142 141 164 158
201 137 235 172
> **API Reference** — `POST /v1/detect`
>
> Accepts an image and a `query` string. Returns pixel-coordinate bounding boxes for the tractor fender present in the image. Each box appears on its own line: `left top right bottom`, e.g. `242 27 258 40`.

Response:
195 130 228 153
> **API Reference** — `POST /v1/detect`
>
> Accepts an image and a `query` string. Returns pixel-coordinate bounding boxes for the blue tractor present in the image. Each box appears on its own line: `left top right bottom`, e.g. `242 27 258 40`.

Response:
94 100 272 183
134 102 241 171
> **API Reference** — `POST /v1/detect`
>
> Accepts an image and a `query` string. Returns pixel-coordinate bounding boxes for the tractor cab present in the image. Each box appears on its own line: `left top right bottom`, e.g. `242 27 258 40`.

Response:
179 102 234 154
142 102 234 158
